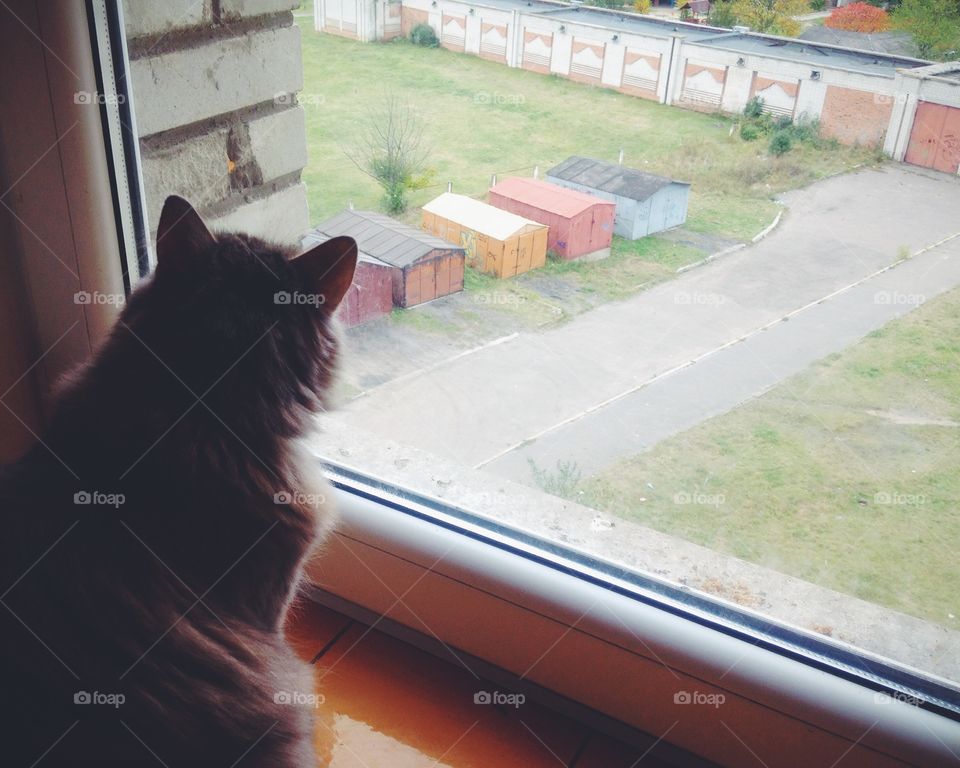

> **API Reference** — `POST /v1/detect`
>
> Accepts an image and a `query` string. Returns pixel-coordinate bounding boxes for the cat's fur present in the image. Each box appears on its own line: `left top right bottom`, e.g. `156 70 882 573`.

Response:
0 197 357 766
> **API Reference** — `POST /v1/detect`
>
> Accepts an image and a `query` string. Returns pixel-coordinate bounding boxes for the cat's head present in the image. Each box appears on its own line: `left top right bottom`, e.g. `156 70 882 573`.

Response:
121 196 357 437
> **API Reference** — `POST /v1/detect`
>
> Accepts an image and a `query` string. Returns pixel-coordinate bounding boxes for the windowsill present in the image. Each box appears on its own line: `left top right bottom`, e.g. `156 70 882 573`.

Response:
311 414 960 689
304 447 960 766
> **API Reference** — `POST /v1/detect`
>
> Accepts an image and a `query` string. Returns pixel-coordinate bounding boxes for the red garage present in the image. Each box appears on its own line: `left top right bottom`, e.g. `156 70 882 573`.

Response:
314 209 465 308
488 176 616 261
300 231 394 327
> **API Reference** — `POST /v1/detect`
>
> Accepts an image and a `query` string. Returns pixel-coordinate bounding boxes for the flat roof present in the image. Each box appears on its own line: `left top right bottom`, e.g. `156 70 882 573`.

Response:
547 156 688 201
490 177 616 218
423 192 547 240
695 32 928 77
309 209 464 269
536 6 721 41
462 0 932 74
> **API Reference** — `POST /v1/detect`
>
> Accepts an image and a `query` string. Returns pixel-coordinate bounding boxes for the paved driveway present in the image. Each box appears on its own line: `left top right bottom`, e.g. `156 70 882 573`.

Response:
332 165 960 481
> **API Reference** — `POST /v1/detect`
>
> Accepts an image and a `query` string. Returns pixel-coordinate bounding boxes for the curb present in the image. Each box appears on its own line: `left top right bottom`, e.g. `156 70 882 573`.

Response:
676 207 784 275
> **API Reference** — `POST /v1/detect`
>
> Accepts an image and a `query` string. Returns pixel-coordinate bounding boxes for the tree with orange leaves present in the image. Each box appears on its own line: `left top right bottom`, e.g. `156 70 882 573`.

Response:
825 2 892 32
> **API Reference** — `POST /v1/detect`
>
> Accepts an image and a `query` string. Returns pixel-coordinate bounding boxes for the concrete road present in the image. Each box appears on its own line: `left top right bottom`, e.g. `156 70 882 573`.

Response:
332 165 960 481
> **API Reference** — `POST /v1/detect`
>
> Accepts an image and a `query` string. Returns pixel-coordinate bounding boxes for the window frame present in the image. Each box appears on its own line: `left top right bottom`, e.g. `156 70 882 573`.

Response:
307 463 960 767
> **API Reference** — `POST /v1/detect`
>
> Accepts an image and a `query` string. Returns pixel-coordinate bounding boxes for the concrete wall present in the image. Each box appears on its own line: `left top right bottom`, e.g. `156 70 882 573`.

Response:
123 0 310 264
382 0 960 155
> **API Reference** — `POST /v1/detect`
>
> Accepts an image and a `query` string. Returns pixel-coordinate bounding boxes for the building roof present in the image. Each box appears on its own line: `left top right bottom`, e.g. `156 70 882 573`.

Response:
308 209 463 269
696 31 927 76
798 27 916 58
547 156 689 201
423 193 546 241
490 177 616 218
465 0 931 74
301 230 393 268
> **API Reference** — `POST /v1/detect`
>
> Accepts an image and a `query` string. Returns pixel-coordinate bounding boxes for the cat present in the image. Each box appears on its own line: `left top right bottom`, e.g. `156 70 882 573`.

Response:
0 196 357 767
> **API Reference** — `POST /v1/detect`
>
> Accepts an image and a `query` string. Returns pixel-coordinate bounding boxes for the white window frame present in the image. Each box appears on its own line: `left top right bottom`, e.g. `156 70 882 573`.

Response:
308 465 960 767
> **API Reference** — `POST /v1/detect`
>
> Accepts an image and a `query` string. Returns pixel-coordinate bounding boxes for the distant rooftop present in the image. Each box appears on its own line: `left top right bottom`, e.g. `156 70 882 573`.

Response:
798 27 916 59
533 6 722 41
423 193 546 240
308 209 463 269
465 0 931 75
695 31 928 76
547 156 689 200
490 177 616 217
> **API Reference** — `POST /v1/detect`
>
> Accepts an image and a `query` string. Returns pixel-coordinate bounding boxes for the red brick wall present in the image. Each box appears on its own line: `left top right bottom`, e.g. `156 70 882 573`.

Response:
820 85 893 147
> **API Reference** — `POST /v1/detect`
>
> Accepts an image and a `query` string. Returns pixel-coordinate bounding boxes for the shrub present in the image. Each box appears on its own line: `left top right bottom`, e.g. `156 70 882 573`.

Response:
744 96 765 120
770 131 793 156
809 0 826 9
740 123 761 141
825 2 891 31
410 22 439 47
634 0 652 12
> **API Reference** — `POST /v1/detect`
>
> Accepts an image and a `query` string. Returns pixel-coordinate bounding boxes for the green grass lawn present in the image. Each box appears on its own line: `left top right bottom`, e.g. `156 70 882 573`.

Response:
297 21 876 242
577 288 960 627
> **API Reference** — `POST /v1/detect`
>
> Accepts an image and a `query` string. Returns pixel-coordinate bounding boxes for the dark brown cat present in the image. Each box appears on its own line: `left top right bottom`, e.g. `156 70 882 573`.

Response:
0 196 357 766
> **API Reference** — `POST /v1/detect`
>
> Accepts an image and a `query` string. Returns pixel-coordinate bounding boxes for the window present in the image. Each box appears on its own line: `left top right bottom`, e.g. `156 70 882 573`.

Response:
5 1 957 765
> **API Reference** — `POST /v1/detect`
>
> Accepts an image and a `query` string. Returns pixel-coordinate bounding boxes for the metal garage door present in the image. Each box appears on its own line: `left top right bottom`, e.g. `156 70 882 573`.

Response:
905 101 960 174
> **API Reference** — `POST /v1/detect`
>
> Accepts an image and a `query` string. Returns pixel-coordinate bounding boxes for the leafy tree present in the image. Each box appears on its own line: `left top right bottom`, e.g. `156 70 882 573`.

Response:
728 0 811 36
348 98 434 215
892 0 960 59
708 0 740 26
825 2 892 31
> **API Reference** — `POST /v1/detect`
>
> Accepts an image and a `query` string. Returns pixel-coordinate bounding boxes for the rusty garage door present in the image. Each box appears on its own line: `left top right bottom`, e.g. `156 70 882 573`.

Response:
905 101 960 174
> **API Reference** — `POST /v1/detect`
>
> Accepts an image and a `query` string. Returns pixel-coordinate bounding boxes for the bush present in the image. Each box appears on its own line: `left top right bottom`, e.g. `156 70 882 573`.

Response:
825 2 891 31
770 131 793 156
410 23 439 47
744 96 765 120
740 123 761 141
809 0 826 9
634 0 652 12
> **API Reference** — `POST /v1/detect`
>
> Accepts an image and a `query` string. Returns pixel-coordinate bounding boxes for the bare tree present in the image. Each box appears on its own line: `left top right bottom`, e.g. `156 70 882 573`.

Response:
348 97 434 214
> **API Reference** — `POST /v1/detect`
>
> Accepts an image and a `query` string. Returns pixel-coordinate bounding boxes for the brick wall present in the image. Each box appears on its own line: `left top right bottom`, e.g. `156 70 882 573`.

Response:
820 84 893 147
122 0 310 260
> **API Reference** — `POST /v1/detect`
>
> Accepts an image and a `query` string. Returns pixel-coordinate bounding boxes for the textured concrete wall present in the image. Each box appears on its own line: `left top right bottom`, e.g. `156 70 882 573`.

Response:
123 0 310 261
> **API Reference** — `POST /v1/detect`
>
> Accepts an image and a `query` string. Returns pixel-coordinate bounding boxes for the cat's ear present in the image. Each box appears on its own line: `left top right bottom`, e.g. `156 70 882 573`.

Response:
293 236 358 312
156 195 215 269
